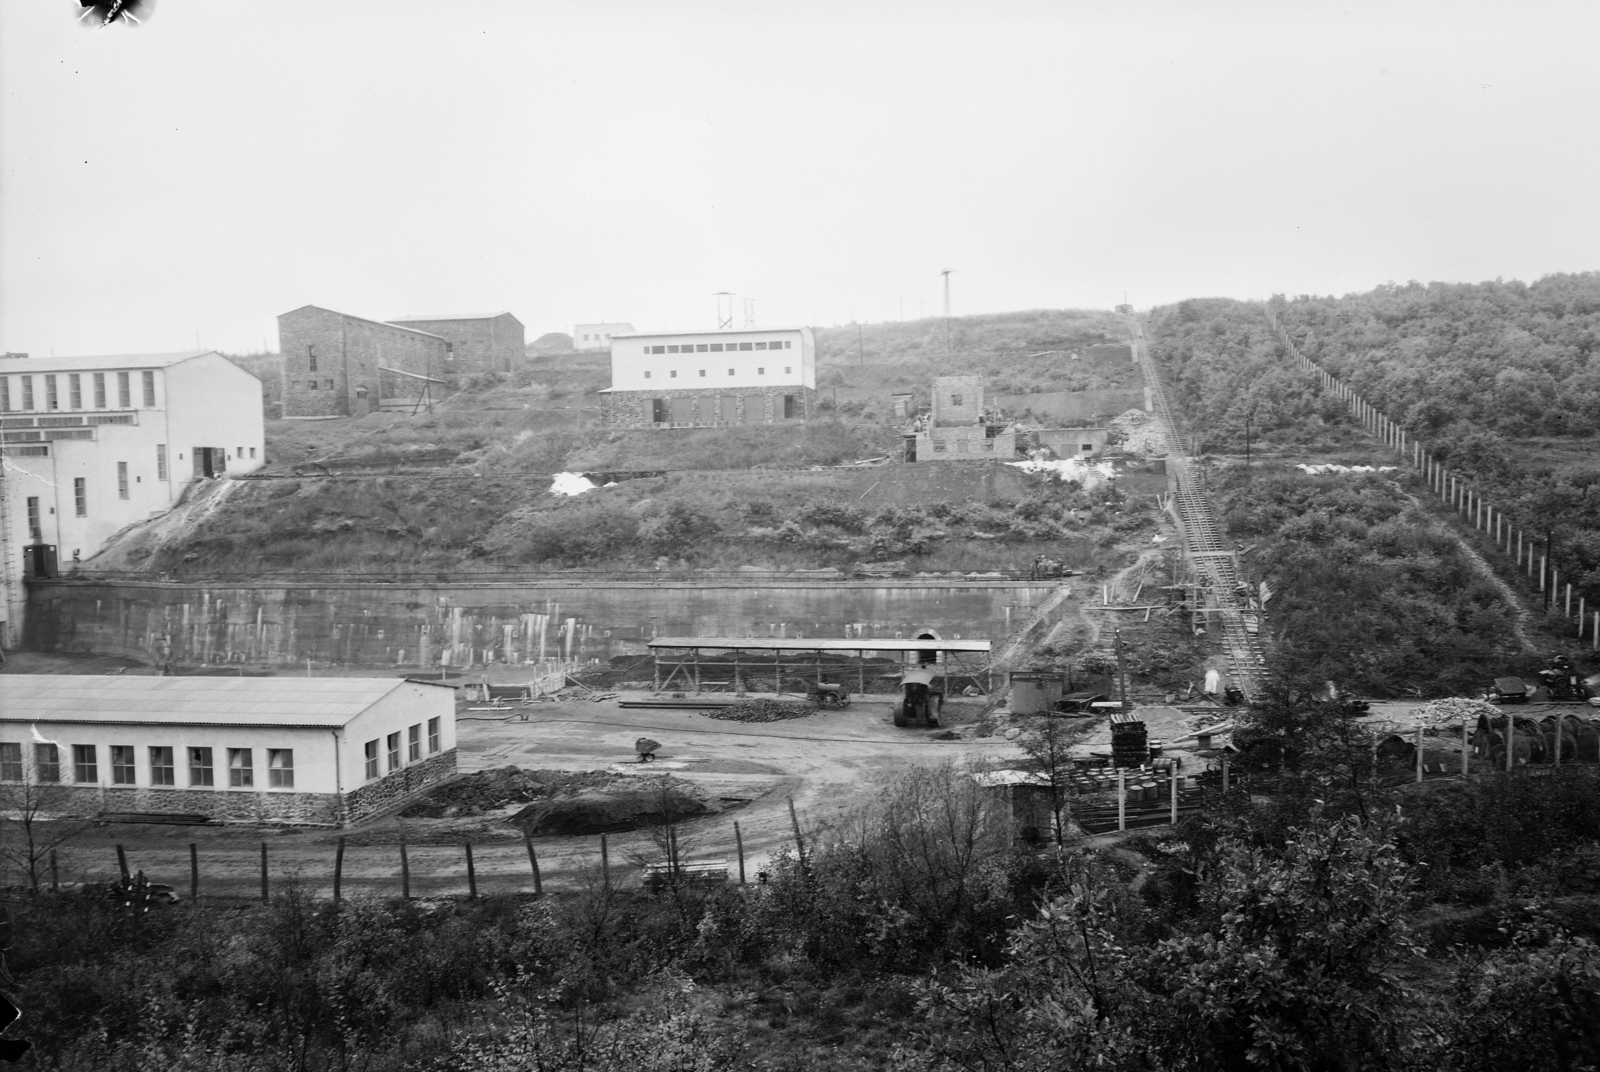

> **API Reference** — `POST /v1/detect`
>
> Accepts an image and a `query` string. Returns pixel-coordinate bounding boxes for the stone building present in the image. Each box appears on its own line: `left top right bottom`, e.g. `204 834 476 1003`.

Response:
278 306 449 418
386 313 526 377
0 676 457 826
905 374 1017 461
599 327 816 428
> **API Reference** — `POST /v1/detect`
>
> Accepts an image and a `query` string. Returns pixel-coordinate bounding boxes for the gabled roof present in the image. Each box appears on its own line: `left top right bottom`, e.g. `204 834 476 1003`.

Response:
0 351 216 376
277 306 447 341
387 312 520 324
0 676 447 729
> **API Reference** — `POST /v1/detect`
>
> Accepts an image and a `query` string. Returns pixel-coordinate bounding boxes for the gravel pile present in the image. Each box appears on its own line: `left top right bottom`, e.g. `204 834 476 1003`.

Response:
702 699 819 723
1410 697 1503 727
1111 409 1167 455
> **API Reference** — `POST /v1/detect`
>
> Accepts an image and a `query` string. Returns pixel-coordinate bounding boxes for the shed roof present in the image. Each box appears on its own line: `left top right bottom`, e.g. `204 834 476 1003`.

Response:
0 676 444 729
0 351 215 376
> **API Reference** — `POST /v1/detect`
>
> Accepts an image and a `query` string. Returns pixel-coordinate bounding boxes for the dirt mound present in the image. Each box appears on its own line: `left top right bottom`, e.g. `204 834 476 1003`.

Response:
401 765 716 835
1111 409 1166 455
702 699 817 723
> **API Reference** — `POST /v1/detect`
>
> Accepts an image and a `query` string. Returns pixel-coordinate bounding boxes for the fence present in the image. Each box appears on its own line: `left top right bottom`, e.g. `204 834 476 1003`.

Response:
1265 303 1598 650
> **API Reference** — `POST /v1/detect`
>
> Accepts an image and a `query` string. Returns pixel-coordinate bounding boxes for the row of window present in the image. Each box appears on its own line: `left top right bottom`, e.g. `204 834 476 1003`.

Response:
0 371 156 413
362 719 441 780
22 446 255 529
10 743 295 788
644 366 793 380
644 340 793 355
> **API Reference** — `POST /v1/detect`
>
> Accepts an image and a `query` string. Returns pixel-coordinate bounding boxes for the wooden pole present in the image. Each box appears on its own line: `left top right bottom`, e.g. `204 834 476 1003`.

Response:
333 836 345 903
856 650 865 697
522 824 543 895
400 839 411 899
189 842 198 901
1221 755 1230 793
1117 768 1126 832
115 844 130 882
1169 764 1178 824
260 842 269 903
50 848 59 893
1507 717 1515 773
734 820 746 885
1416 724 1424 784
774 650 782 696
788 797 805 859
1461 720 1469 777
465 842 477 899
600 834 610 890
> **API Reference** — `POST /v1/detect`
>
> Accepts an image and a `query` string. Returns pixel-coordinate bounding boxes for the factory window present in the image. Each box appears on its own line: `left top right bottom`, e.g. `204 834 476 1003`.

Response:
117 371 131 409
45 375 58 411
150 746 175 786
0 377 8 411
74 477 87 517
709 343 724 352
387 732 401 772
157 444 168 481
20 375 33 410
757 367 764 375
268 749 294 788
189 747 214 787
111 746 136 785
785 366 792 374
728 369 735 376
408 724 421 762
738 342 753 351
783 340 793 348
428 717 440 753
364 740 379 780
69 374 82 409
142 370 156 408
667 345 681 354
669 370 677 378
696 344 709 352
72 744 98 783
755 342 768 350
118 462 129 500
643 371 651 379
228 748 253 787
650 346 665 354
250 447 256 458
308 346 318 373
93 372 106 408
698 369 706 377
1082 444 1093 453
26 497 41 542
0 743 20 782
35 744 60 783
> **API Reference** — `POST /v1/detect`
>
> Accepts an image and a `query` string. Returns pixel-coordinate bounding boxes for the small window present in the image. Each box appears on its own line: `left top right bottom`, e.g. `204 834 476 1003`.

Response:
26 497 40 542
698 370 706 377
93 372 106 408
387 732 401 772
785 366 792 374
21 375 34 410
757 367 764 375
156 444 169 481
728 369 735 376
0 377 9 412
45 375 59 411
428 717 441 753
784 340 793 348
1081 443 1094 453
0 743 21 781
643 371 651 379
117 462 129 500
117 371 131 409
35 744 60 783
111 745 136 785
755 342 768 350
308 380 318 390
739 342 753 351
408 724 421 762
69 374 82 409
324 379 333 390
710 343 724 352
364 740 379 780
74 477 87 517
189 747 214 787
670 370 677 378
150 746 175 786
951 393 963 407
142 370 156 408
228 748 253 787
73 744 98 783
250 447 256 458
308 346 318 373
268 749 294 788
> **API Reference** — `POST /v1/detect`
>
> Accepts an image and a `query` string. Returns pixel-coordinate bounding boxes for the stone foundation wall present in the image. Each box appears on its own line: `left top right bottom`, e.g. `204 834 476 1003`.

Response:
343 748 457 824
18 784 342 825
600 386 815 428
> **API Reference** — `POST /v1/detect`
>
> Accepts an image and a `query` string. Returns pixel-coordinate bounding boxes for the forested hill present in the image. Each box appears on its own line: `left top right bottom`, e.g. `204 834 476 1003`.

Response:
1276 273 1600 438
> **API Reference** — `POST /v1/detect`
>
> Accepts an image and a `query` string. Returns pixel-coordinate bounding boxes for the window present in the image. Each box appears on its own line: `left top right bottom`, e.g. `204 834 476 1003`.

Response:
74 477 86 517
698 369 706 377
268 749 293 788
45 375 58 411
710 343 724 352
72 744 98 783
0 377 9 411
324 379 333 390
728 369 735 376
111 745 136 784
696 344 709 352
150 747 175 785
307 346 318 373
785 366 792 374
387 732 401 772
1081 444 1094 453
228 748 253 787
650 345 665 354
93 372 106 408
643 371 651 379
364 740 379 780
951 393 963 407
669 370 677 378
739 342 753 351
667 345 681 354
189 747 214 787
21 375 34 410
757 367 764 375
784 340 793 348
0 743 21 781
408 724 421 762
308 380 318 390
250 447 256 459
25 497 41 543
142 370 156 408
428 717 440 753
157 444 168 481
69 374 82 409
35 744 59 783
117 462 129 499
755 342 768 350
236 446 243 458
117 371 131 409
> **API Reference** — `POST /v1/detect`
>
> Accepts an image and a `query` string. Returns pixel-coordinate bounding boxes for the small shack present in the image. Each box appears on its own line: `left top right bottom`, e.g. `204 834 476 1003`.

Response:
1010 671 1066 715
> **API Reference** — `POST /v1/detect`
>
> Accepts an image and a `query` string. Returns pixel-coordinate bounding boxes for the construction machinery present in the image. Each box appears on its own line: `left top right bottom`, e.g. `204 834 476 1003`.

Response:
892 668 943 728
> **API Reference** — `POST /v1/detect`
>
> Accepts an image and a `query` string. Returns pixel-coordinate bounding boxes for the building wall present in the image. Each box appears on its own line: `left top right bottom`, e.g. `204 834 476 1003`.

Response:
573 323 635 351
278 307 448 418
993 389 1145 425
931 375 984 426
600 385 815 428
1028 428 1111 457
388 315 525 377
607 328 814 394
913 428 1016 461
340 681 458 799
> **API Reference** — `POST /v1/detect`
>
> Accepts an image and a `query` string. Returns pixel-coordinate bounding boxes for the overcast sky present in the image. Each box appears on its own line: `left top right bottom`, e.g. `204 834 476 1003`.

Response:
3 0 1597 356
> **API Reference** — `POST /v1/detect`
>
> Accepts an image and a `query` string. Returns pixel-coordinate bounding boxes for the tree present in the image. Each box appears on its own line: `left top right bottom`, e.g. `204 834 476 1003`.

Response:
1017 714 1095 845
0 771 93 895
1232 682 1380 824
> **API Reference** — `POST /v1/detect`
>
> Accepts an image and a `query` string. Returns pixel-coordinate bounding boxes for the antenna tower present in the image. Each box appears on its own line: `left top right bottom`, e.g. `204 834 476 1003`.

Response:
714 292 735 330
742 298 756 329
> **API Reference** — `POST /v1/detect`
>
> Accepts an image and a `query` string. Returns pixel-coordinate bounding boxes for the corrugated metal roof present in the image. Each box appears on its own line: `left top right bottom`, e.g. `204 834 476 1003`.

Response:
0 351 213 376
0 676 422 728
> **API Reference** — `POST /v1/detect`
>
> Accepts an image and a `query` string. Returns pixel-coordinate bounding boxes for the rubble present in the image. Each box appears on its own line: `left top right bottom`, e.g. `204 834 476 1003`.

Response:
1409 697 1503 727
702 699 819 723
1110 409 1167 455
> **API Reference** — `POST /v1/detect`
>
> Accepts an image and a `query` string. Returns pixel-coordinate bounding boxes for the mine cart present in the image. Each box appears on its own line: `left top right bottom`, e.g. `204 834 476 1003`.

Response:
807 682 852 708
893 668 944 728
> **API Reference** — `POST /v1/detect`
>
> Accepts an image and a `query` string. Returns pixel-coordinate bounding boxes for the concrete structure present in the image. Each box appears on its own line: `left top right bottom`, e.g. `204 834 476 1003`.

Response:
1025 427 1112 458
0 676 457 825
0 351 265 648
572 322 635 351
905 375 1018 461
386 313 525 377
599 327 816 428
993 388 1146 426
279 306 449 418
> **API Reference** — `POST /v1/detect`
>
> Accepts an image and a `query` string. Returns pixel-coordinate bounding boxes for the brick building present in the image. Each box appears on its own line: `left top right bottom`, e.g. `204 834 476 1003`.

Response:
386 313 525 376
599 327 816 428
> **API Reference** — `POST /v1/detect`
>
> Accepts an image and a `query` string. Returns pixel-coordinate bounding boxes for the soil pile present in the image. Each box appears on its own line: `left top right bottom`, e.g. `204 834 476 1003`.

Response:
702 699 818 723
400 765 716 835
1111 409 1166 455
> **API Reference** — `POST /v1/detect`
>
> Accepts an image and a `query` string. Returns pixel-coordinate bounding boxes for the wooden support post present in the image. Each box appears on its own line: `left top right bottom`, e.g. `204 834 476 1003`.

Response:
1462 720 1470 776
692 649 700 694
400 839 411 899
1540 555 1547 592
189 842 199 901
115 844 130 882
774 650 782 695
1117 769 1126 832
1593 612 1598 651
1507 717 1515 773
1416 725 1424 784
465 842 477 899
333 836 345 903
50 848 59 893
734 820 746 885
857 649 865 697
1170 764 1179 825
600 834 610 890
1566 583 1572 618
788 797 806 860
1222 755 1230 793
653 650 660 693
260 842 269 903
521 823 543 894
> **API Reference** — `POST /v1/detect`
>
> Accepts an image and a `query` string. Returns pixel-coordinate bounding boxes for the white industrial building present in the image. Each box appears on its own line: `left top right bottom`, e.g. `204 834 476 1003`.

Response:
572 322 635 351
0 350 264 648
0 676 457 826
598 327 816 428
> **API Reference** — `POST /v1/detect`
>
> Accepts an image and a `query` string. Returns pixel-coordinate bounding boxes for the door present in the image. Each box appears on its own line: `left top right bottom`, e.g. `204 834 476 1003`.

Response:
651 399 669 424
783 394 797 419
192 447 225 478
671 396 696 424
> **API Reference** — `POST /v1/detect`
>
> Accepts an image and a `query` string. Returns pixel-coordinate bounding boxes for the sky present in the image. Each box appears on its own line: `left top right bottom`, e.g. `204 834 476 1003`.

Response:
3 0 1598 356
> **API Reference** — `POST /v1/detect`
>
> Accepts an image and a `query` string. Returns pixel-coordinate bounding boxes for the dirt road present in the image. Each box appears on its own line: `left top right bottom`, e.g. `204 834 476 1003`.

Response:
65 694 1022 900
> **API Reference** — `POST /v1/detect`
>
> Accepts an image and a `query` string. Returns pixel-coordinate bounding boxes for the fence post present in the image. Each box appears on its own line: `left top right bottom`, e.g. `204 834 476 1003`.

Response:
260 842 269 904
600 834 610 890
189 842 199 902
400 839 411 900
1222 755 1230 793
334 836 345 903
465 842 477 900
734 820 746 885
788 798 806 860
1461 720 1469 776
522 824 543 895
1170 765 1179 825
50 848 59 893
1416 724 1424 784
1117 768 1126 832
115 844 130 882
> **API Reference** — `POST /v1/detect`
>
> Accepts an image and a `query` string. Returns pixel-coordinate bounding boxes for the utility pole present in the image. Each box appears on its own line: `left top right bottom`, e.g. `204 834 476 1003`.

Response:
941 269 953 354
1115 628 1128 710
742 298 756 329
